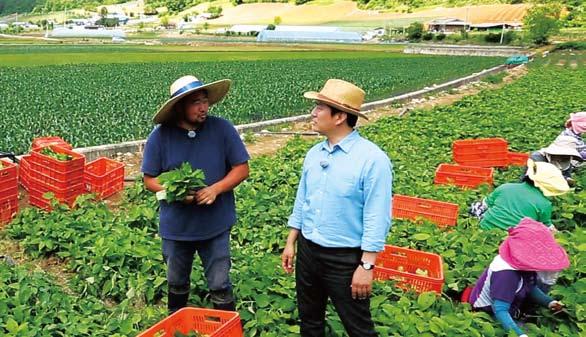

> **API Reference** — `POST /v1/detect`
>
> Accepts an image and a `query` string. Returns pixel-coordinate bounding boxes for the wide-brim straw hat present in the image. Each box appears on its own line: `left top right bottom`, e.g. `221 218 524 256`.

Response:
153 75 231 124
304 79 368 120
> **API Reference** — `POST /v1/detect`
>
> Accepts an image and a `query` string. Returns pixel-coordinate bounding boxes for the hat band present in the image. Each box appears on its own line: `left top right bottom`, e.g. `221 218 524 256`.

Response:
171 80 204 98
316 93 360 112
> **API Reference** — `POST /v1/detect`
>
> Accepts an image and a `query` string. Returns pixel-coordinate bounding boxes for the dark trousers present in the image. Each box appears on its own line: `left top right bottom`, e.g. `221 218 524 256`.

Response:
162 230 234 309
296 235 378 337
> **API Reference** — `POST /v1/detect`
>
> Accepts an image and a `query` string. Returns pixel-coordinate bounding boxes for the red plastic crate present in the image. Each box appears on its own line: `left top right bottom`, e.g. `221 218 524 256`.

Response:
0 159 18 182
137 308 243 337
19 155 31 191
434 164 494 189
31 136 72 151
0 198 18 226
0 185 18 205
31 145 85 174
28 163 84 189
0 177 18 195
393 194 459 227
507 151 530 166
452 138 509 167
84 157 125 199
374 245 444 294
29 179 86 200
28 188 79 211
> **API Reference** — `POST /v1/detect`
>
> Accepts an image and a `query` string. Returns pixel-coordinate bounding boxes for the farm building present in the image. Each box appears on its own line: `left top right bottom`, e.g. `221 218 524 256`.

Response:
427 18 471 33
257 30 362 43
470 22 523 31
49 26 126 38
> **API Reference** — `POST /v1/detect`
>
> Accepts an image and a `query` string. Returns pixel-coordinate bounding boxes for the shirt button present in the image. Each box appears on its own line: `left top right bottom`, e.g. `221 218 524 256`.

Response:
328 154 332 158
316 209 321 213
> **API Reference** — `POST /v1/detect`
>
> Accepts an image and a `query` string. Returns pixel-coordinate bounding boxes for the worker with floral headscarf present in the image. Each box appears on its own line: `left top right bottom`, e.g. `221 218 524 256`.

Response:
464 218 569 337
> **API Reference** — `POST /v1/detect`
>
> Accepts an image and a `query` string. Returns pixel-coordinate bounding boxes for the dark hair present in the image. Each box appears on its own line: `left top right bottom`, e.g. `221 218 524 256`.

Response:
330 107 358 128
163 90 209 126
522 173 535 186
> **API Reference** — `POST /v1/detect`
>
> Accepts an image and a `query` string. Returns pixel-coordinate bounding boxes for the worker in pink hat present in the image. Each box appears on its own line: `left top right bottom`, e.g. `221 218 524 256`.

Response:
559 111 586 160
464 218 569 337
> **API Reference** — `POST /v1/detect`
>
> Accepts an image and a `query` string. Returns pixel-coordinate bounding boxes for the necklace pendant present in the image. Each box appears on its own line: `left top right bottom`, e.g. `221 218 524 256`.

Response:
187 130 197 138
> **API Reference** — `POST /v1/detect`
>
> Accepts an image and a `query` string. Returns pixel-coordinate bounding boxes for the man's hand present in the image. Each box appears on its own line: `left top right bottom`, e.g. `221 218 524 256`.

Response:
281 243 296 274
182 190 197 205
195 186 219 205
351 266 373 300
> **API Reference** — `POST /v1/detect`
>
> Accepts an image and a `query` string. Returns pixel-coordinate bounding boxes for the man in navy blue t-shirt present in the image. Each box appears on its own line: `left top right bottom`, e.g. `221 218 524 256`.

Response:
141 75 250 313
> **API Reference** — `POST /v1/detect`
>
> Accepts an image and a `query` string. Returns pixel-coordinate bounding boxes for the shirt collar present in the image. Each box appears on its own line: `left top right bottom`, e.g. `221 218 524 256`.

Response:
321 130 360 154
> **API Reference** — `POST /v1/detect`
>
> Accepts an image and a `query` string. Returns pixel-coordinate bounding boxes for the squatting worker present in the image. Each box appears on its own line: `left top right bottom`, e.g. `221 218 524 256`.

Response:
141 75 250 314
281 79 393 337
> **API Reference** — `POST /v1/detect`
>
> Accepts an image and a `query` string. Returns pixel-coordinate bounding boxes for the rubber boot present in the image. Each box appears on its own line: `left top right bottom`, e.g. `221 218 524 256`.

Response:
168 291 189 314
213 301 236 311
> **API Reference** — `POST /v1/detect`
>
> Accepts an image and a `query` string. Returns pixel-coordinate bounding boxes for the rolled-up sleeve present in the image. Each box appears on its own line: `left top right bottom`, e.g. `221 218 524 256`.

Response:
361 152 393 252
288 159 308 230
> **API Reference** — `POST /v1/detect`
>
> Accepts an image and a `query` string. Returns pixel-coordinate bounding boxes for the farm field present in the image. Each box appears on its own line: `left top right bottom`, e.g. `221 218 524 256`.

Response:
0 46 502 154
1 50 584 336
203 1 531 26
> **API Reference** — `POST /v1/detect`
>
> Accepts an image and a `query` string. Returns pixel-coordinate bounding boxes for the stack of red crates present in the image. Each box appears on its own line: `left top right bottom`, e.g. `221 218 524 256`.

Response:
452 138 509 168
28 145 86 210
0 159 18 226
21 137 73 192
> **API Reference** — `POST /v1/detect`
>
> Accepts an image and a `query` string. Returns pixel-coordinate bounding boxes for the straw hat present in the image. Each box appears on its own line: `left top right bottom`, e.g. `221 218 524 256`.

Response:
153 75 231 124
304 79 368 120
541 135 582 160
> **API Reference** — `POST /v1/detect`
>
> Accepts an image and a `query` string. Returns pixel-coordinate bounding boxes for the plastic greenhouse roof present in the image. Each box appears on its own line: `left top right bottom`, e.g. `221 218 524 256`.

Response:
257 30 362 43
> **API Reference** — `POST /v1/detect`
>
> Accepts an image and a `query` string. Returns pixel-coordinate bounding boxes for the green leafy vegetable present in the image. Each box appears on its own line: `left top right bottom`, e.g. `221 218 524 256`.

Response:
158 162 206 203
40 147 73 161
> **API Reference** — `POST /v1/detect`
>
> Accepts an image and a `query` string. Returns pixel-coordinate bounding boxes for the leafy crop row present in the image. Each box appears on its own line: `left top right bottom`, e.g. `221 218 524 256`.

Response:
0 54 501 154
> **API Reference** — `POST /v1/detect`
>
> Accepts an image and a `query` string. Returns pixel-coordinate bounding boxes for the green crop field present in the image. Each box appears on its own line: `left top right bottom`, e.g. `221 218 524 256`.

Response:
1 50 584 337
0 46 502 154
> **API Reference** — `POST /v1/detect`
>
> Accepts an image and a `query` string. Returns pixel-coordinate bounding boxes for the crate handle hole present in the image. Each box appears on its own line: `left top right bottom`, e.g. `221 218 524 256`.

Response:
204 315 222 323
389 252 407 258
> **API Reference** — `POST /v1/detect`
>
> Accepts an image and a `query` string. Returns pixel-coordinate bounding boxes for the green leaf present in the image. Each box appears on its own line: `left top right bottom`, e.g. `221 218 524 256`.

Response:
417 292 436 310
413 233 431 241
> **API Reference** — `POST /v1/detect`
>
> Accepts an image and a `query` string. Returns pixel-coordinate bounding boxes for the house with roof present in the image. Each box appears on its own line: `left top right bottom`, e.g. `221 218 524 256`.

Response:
427 18 471 33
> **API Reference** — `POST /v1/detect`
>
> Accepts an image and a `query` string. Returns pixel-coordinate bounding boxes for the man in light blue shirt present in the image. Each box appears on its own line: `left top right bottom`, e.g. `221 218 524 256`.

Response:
281 79 393 337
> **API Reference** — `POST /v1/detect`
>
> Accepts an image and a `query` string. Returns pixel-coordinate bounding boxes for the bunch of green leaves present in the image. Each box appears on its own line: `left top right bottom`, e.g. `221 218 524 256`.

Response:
40 147 72 161
158 162 206 203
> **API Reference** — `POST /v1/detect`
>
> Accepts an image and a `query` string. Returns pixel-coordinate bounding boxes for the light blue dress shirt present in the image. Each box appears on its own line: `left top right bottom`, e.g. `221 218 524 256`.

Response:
288 130 393 252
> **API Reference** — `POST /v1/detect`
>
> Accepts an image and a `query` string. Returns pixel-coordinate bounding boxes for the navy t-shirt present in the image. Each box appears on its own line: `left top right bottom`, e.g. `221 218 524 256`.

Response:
141 116 250 241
